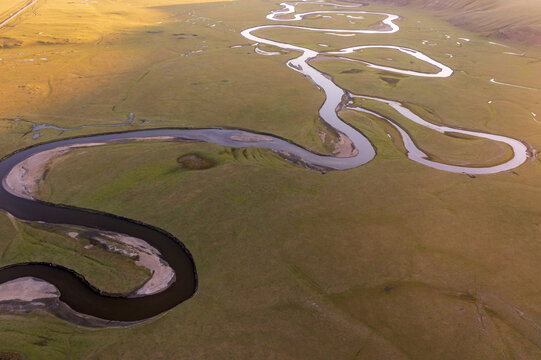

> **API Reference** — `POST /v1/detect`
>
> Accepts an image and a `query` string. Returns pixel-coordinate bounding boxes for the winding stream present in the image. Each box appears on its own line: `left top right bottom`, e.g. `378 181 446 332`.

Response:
0 0 531 326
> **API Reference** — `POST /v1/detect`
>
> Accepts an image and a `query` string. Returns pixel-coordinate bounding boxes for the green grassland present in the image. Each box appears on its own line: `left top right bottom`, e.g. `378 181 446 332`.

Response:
354 0 541 45
0 0 333 156
0 215 151 295
1 0 541 359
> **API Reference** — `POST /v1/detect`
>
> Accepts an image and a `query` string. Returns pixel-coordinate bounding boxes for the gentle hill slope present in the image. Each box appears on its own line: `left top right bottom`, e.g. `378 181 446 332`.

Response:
346 0 541 45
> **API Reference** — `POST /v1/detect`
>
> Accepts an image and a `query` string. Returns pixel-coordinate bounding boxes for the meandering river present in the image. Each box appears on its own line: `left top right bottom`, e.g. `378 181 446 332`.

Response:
0 0 531 326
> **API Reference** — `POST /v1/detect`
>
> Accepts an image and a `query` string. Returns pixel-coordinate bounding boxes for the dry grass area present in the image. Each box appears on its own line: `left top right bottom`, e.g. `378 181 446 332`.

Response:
0 0 32 17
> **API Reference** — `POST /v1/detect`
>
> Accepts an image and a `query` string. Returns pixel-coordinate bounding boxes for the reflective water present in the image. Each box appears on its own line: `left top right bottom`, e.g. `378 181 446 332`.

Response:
0 0 531 325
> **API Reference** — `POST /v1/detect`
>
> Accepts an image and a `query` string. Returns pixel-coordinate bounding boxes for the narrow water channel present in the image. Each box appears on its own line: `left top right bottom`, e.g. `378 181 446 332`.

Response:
0 1 530 326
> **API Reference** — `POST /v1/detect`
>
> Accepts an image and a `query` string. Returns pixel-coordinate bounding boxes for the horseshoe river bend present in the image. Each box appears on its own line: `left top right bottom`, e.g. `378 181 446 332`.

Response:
0 0 535 328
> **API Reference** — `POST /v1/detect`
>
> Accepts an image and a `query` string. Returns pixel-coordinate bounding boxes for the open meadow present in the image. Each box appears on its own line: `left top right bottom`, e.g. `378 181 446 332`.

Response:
1 0 541 359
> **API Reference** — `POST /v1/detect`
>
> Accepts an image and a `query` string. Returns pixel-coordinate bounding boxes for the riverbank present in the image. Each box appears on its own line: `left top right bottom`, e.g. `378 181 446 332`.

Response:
0 277 145 328
1 141 178 302
0 0 534 330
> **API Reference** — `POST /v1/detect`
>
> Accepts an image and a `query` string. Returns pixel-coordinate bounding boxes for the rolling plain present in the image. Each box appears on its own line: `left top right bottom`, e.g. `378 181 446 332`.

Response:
1 0 541 359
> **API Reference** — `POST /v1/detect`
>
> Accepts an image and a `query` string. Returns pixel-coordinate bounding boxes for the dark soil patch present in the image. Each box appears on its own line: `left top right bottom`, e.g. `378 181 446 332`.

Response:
177 153 216 170
0 352 25 360
380 76 400 86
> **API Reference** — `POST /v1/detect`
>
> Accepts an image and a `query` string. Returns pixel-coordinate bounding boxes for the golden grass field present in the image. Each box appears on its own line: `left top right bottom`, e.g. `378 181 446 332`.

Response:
1 0 541 359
